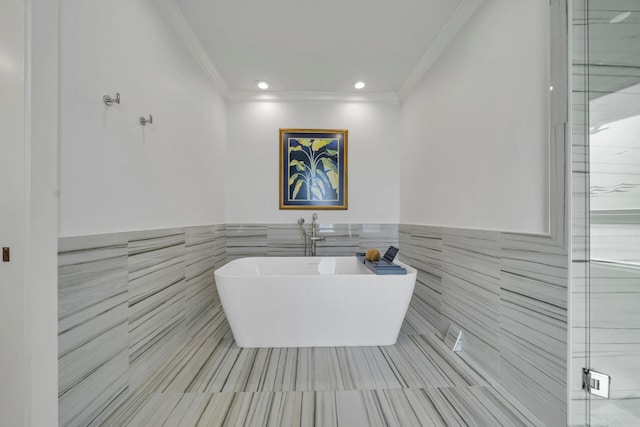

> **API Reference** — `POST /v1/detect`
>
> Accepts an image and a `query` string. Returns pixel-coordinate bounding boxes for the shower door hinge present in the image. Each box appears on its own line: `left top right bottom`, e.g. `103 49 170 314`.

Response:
582 368 610 399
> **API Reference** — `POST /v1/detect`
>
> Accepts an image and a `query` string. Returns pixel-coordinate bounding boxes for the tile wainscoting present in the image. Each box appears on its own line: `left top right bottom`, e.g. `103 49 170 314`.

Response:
226 223 399 260
400 224 569 427
58 223 398 425
58 225 227 426
59 222 568 426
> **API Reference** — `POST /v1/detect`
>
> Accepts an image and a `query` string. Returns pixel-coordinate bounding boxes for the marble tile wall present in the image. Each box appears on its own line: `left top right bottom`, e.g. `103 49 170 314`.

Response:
58 234 130 427
58 222 395 425
500 232 568 426
60 220 570 426
399 225 569 427
226 223 398 259
127 229 187 391
442 229 502 380
358 224 401 253
226 224 267 261
58 225 226 426
399 225 444 335
185 225 226 332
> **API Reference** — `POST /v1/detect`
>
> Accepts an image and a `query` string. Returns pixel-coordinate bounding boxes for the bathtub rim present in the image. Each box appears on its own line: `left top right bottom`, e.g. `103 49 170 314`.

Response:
214 255 416 278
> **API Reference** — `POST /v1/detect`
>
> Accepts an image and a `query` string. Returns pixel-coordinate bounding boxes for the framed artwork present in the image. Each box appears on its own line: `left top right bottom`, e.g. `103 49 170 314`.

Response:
280 128 348 209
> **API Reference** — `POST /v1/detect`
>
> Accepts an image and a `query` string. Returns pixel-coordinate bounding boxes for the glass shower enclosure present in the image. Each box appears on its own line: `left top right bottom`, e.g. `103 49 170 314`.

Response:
572 1 640 425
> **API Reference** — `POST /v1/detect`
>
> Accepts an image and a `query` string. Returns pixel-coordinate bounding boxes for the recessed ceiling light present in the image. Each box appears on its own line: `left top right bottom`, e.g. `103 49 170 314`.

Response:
255 80 270 90
610 11 631 24
354 81 366 90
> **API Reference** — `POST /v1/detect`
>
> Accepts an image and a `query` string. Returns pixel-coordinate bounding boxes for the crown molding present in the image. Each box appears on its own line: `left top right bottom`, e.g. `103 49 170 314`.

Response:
153 0 229 97
227 91 399 104
397 0 485 101
154 0 483 103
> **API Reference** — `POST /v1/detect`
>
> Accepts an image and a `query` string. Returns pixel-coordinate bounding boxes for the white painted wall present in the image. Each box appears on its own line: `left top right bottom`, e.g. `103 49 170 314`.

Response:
225 98 401 224
400 0 549 234
59 0 227 237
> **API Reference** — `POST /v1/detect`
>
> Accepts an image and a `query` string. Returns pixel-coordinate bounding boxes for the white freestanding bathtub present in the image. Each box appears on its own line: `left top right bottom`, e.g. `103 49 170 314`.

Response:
214 256 417 348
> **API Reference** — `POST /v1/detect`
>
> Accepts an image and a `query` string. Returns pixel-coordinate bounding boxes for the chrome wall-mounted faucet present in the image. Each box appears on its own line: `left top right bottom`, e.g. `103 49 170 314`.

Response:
309 213 324 256
296 213 324 256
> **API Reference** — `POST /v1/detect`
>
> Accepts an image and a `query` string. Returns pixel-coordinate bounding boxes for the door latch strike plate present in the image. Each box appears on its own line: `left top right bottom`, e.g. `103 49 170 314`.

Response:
2 247 9 262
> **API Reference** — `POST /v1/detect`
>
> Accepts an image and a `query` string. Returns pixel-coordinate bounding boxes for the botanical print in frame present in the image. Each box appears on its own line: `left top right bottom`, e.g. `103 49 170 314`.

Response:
279 129 348 209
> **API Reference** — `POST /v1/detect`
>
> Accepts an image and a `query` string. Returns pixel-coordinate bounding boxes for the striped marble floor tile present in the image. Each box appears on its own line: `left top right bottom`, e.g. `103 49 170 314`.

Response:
100 305 545 426
101 386 543 427
138 333 480 395
400 305 443 337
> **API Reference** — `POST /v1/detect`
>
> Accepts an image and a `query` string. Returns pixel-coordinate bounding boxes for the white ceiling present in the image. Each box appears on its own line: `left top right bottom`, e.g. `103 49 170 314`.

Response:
173 0 467 95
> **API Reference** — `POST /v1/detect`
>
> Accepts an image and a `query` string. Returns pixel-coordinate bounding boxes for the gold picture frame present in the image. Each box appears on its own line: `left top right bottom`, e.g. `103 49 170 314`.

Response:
279 128 348 210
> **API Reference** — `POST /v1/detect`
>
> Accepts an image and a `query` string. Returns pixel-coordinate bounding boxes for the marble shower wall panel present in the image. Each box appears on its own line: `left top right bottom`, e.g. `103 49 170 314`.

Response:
58 234 130 427
441 229 501 380
127 229 187 391
500 233 568 427
226 224 268 261
399 225 444 336
184 225 226 333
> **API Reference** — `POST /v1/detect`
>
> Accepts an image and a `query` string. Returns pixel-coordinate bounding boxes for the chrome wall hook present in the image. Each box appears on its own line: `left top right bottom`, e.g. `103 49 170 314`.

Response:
103 93 120 106
139 114 153 126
